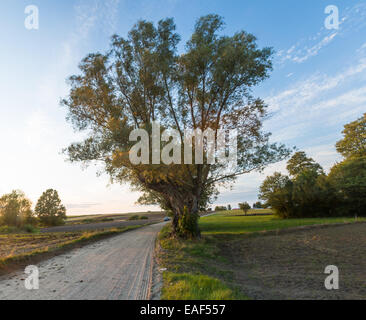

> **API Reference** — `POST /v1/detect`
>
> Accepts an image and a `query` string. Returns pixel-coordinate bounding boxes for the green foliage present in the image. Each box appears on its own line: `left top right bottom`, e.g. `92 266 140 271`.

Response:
177 206 200 238
253 201 263 208
260 115 366 219
328 156 366 217
0 190 34 227
239 202 251 215
128 215 140 221
0 224 39 234
286 151 324 177
35 189 66 226
259 152 337 218
162 272 241 300
336 113 366 159
214 206 227 211
0 225 19 234
23 224 40 234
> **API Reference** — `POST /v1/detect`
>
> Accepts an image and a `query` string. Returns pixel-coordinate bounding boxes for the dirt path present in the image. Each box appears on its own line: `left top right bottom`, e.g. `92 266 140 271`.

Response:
0 223 165 300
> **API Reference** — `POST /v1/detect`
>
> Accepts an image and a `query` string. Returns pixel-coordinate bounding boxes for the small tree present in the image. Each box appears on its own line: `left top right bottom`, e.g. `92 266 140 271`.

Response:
227 204 232 211
239 202 251 215
0 190 34 227
35 189 66 226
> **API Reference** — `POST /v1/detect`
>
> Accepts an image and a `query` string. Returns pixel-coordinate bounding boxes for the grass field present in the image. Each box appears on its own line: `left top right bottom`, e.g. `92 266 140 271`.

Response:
158 211 365 300
218 208 274 216
200 212 364 235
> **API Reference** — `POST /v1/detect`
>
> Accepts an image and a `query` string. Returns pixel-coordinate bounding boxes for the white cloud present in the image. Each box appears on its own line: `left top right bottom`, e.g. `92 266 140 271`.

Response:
74 0 120 39
277 2 366 65
266 57 366 127
292 33 338 63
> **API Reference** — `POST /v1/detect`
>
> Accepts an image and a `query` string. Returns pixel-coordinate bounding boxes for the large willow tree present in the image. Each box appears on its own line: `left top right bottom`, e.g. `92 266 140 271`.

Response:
62 15 289 237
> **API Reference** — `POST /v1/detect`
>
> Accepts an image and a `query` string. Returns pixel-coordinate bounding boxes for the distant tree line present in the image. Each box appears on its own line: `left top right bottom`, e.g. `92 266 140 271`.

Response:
258 114 366 218
0 189 66 229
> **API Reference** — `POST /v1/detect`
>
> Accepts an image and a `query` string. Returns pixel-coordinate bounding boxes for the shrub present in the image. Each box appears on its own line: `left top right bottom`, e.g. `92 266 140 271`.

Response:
23 224 40 234
0 225 19 234
214 206 227 212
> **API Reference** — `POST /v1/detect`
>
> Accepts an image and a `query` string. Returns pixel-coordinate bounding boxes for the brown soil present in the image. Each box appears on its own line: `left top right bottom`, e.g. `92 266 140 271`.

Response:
0 233 83 259
219 223 366 300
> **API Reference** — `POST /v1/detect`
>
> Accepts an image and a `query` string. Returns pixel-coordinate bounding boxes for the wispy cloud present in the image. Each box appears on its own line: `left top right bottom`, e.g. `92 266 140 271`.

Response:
277 2 366 64
74 0 120 39
266 54 366 125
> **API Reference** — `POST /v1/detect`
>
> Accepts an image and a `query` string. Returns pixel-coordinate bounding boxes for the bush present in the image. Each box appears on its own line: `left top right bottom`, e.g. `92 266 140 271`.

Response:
0 225 19 234
214 206 227 211
260 170 338 219
139 216 149 220
23 224 40 234
128 215 140 221
0 224 39 234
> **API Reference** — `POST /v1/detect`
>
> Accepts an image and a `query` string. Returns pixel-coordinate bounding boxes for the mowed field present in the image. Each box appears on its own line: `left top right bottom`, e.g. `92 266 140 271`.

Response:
158 211 366 300
200 211 364 235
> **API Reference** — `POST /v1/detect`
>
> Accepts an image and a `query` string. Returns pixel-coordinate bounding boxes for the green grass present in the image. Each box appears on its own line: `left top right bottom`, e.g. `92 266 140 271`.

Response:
0 225 40 235
200 213 365 235
158 224 247 300
158 211 365 300
218 208 274 215
161 272 244 300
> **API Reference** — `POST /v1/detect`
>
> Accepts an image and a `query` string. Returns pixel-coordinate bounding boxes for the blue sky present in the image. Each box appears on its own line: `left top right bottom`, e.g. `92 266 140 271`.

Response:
0 0 365 214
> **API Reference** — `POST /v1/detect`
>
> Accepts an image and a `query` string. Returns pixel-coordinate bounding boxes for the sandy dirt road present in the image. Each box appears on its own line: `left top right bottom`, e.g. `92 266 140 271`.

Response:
0 222 165 300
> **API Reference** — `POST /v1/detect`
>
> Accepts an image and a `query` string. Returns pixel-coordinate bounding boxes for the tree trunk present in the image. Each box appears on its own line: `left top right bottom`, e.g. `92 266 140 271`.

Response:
169 195 201 239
